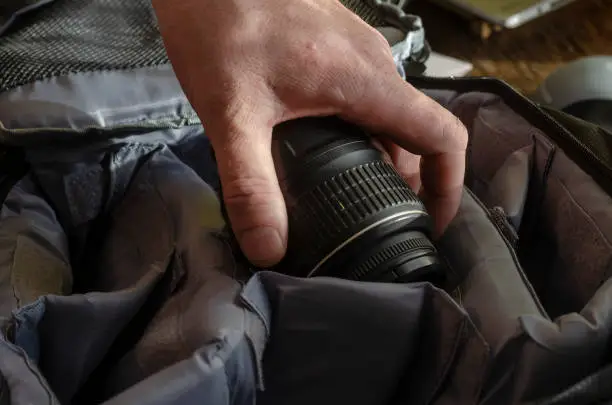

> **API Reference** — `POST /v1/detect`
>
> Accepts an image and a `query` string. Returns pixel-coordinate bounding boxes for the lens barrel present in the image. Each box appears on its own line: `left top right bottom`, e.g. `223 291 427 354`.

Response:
271 116 444 284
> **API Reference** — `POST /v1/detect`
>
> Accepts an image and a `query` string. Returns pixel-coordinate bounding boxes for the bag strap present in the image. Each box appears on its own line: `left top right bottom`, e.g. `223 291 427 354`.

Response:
540 105 612 177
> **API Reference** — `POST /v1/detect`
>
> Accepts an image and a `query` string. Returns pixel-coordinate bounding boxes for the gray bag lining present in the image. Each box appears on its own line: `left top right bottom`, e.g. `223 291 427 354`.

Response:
536 152 612 316
0 75 610 403
0 130 489 405
439 188 547 357
0 65 200 146
428 88 612 317
427 88 612 403
0 0 609 403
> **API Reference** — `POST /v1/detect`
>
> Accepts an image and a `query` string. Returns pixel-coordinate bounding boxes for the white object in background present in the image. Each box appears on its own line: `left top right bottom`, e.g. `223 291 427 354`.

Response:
423 52 473 77
377 26 473 78
532 55 612 109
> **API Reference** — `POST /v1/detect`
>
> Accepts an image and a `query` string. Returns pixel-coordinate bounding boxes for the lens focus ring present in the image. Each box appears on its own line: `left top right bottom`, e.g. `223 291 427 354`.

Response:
284 160 425 274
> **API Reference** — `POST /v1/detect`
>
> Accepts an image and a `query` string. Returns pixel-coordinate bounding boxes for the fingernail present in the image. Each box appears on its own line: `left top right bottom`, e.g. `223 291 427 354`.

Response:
239 226 285 267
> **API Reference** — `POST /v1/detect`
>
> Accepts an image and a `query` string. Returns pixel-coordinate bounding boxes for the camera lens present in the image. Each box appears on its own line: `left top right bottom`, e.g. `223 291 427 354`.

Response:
271 116 444 284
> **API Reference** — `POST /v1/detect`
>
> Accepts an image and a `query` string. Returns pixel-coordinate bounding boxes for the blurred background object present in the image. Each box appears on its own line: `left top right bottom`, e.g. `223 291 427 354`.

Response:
410 0 612 94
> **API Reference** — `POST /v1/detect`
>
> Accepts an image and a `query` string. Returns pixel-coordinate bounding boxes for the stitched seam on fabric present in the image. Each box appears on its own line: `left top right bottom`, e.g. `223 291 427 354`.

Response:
105 144 161 213
552 175 612 293
0 114 200 135
239 288 268 390
524 137 557 309
541 141 557 188
555 178 612 251
8 237 21 309
238 283 271 336
454 284 463 305
470 327 491 401
221 342 235 404
2 305 58 404
147 158 177 244
0 63 172 94
243 332 265 390
466 187 549 319
521 137 558 251
477 113 532 151
422 286 479 403
426 316 468 402
1 66 164 93
145 155 186 364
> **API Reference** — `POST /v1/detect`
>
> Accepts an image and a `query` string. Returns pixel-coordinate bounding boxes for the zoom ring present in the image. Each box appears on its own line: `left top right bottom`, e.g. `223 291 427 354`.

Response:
287 160 424 256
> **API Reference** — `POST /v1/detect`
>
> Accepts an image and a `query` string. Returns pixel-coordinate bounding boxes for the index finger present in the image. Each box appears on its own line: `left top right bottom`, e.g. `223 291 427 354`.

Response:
341 73 467 236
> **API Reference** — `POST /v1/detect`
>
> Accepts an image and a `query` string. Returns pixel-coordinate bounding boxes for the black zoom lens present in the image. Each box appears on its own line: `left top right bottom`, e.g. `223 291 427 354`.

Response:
271 116 444 284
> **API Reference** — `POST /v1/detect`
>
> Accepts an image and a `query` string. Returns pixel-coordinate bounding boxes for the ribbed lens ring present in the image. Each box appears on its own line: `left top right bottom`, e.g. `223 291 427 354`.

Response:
347 236 435 281
284 159 426 275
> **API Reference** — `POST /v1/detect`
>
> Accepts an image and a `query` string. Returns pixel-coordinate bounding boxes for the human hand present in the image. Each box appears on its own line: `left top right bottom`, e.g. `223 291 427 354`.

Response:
151 0 468 267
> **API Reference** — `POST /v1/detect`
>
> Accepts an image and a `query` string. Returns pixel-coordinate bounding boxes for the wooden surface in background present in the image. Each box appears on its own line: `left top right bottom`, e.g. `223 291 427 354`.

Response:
410 0 612 94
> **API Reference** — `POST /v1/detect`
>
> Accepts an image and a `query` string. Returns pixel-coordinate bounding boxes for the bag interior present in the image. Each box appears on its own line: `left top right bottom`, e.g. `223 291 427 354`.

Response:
1 0 610 403
0 84 611 405
426 88 612 317
427 87 612 404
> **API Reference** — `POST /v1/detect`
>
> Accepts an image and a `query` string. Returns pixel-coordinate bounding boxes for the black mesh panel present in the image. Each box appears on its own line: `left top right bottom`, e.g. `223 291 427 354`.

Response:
0 0 169 92
0 0 383 93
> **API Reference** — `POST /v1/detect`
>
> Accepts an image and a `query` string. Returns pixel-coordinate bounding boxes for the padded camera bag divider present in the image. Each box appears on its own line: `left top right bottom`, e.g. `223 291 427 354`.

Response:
409 75 612 405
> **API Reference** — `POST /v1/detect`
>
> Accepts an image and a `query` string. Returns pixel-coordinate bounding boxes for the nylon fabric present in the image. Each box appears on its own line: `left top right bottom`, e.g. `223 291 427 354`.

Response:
0 126 490 405
0 0 389 93
0 0 168 93
0 92 611 404
0 1 612 403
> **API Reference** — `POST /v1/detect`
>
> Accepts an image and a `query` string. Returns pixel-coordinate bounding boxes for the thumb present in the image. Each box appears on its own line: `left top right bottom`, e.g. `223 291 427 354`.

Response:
209 118 288 268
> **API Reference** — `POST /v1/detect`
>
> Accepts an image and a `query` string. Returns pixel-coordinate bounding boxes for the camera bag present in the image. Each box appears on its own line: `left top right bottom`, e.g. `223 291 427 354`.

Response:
0 0 611 404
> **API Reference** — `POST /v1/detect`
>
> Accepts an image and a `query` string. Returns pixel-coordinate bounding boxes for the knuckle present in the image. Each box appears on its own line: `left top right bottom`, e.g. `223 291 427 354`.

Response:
324 71 366 108
222 175 277 214
213 100 264 144
451 116 469 149
295 38 332 73
294 38 357 105
360 26 395 64
440 114 469 151
222 115 251 144
370 28 393 53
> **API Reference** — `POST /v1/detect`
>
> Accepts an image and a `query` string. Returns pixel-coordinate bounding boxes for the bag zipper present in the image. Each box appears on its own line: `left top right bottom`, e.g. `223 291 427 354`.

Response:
407 76 612 195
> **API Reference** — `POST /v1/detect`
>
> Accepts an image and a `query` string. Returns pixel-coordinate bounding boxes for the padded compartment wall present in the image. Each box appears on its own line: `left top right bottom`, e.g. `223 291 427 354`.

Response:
528 143 612 317
426 88 612 317
424 90 534 197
